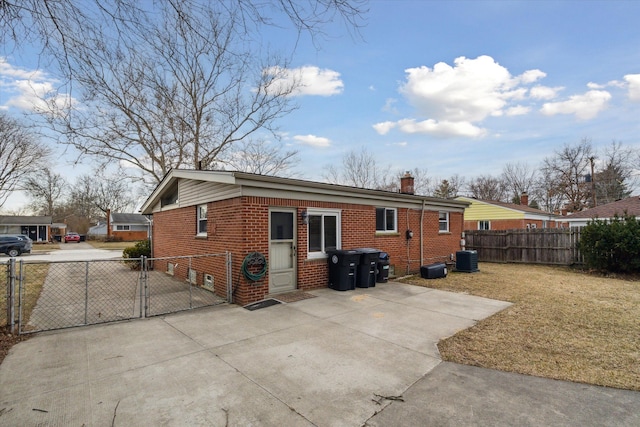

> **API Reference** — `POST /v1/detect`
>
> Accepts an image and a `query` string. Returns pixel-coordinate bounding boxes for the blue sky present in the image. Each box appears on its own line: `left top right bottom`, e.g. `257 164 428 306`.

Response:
2 0 640 211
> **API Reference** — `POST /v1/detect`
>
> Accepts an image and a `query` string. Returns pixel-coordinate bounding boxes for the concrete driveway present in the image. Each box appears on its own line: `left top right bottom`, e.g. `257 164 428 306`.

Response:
19 242 123 262
1 282 638 426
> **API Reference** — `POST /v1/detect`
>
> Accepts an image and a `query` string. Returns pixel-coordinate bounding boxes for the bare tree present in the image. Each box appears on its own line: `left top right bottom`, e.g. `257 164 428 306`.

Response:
0 113 52 208
216 138 299 177
24 169 67 216
68 172 137 222
541 139 593 213
2 1 366 184
322 147 392 189
502 162 538 204
467 174 507 201
1 1 366 62
431 175 464 199
594 141 635 205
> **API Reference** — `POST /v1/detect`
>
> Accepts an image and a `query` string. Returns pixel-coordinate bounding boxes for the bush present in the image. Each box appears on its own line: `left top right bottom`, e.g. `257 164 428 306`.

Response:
122 239 151 269
580 215 640 273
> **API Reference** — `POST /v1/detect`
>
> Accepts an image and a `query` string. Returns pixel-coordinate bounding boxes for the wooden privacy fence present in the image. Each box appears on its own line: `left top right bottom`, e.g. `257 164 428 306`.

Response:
464 228 583 265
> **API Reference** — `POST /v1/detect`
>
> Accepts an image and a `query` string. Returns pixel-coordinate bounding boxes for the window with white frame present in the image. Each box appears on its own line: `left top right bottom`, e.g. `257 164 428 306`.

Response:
439 211 449 232
478 220 490 230
375 207 397 232
307 209 341 258
116 225 130 231
197 204 208 235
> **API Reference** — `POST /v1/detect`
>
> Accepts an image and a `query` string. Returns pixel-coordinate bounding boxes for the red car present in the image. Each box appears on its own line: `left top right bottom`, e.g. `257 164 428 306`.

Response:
64 232 81 243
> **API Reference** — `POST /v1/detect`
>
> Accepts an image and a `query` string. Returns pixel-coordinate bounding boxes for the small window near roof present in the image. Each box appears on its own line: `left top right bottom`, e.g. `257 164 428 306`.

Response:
375 208 397 232
197 204 208 235
439 211 449 232
116 225 130 231
478 220 490 230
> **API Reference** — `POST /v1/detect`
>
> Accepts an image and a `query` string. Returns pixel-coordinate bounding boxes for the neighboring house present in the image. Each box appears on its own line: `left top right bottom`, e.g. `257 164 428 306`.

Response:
140 169 469 305
87 221 108 237
109 212 150 241
0 216 52 242
564 196 640 227
457 193 562 231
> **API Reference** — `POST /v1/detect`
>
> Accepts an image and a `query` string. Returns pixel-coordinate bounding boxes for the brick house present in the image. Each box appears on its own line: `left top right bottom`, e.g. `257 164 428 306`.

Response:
109 212 150 241
0 215 52 241
140 169 469 305
457 193 562 231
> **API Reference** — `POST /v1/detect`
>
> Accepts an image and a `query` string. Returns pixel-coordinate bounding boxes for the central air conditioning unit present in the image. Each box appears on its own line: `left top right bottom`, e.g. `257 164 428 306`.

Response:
456 250 479 273
204 274 214 290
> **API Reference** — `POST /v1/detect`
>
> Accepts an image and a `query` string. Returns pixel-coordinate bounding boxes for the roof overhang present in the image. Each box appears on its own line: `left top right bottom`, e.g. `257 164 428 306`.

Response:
140 169 469 214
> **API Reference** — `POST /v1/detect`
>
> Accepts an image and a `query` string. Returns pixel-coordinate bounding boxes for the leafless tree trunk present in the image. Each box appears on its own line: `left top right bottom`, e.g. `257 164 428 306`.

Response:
467 174 508 201
215 138 299 177
2 1 366 184
431 175 464 199
502 162 538 204
0 113 52 208
322 147 392 189
594 141 635 205
69 173 137 222
541 139 593 213
24 169 67 216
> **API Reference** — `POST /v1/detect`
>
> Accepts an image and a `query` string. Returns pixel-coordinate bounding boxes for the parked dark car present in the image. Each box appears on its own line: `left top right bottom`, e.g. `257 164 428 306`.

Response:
64 232 81 243
0 235 33 257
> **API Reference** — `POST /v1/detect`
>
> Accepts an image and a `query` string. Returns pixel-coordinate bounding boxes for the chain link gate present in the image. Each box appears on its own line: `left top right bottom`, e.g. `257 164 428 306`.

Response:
2 252 232 334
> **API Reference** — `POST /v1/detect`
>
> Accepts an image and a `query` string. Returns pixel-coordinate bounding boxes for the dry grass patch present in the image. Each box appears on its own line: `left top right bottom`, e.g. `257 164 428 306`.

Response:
401 263 640 391
1 263 48 364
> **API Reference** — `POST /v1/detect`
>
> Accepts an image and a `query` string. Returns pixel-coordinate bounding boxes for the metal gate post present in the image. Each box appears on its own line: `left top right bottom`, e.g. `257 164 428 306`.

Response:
84 261 89 325
17 260 24 334
141 256 147 318
7 259 16 334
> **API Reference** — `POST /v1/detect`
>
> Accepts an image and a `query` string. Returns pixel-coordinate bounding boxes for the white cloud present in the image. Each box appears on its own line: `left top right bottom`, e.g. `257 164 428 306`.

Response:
372 121 397 135
382 98 399 114
540 90 611 120
505 105 531 116
395 118 487 138
0 57 72 112
624 74 640 101
384 55 548 138
293 134 331 147
263 65 343 97
529 85 563 100
517 69 546 84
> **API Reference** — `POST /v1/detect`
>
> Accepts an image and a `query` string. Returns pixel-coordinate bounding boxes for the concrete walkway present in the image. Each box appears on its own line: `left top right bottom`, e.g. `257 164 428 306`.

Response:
1 282 638 426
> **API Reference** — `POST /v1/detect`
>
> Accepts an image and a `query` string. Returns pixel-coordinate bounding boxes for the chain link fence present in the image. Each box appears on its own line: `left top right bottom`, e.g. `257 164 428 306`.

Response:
3 253 231 334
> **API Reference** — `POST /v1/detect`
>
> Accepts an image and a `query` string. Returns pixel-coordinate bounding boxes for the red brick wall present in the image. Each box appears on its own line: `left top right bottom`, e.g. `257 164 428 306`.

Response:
152 197 464 305
113 230 148 241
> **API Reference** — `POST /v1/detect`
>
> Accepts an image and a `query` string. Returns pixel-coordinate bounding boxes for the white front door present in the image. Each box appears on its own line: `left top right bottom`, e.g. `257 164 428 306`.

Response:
269 209 296 294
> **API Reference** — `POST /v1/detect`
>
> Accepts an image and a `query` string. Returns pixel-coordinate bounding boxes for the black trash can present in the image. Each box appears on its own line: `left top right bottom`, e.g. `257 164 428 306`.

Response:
354 248 380 288
420 262 448 279
376 252 390 283
327 249 360 291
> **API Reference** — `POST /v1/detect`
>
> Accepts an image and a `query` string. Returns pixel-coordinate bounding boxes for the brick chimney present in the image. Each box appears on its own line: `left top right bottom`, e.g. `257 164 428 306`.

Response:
400 172 414 195
520 191 529 206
